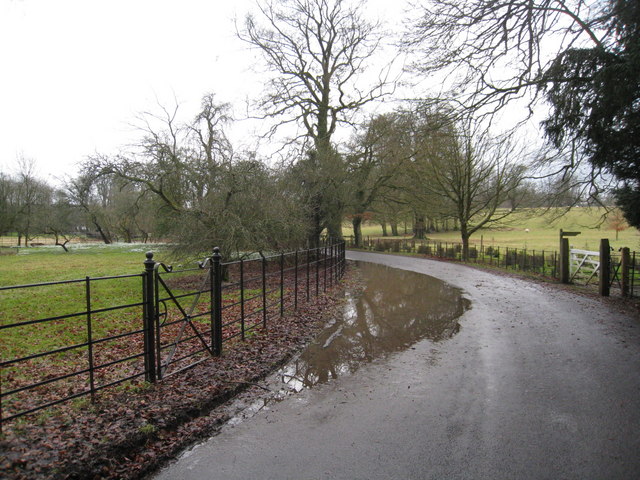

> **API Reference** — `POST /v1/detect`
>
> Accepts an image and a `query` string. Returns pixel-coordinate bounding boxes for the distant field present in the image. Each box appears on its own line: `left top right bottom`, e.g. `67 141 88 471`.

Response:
0 243 167 285
343 207 640 252
0 234 103 247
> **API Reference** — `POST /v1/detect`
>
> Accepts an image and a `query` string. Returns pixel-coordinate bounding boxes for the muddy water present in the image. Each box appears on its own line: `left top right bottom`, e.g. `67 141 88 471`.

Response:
221 261 470 427
277 261 470 392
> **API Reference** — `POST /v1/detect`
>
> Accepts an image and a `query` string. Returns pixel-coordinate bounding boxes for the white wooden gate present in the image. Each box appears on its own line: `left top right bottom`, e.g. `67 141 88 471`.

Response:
570 249 600 284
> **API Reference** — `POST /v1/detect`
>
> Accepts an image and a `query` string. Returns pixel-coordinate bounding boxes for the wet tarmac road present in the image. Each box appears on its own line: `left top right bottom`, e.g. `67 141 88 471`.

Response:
154 251 640 480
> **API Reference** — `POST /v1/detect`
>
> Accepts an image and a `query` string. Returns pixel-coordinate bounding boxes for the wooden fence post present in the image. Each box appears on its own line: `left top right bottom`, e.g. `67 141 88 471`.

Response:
560 238 570 284
621 247 630 297
599 239 610 297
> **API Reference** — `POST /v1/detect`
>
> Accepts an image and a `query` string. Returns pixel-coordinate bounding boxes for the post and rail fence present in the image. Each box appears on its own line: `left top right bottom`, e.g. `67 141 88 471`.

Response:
0 240 346 428
346 235 639 299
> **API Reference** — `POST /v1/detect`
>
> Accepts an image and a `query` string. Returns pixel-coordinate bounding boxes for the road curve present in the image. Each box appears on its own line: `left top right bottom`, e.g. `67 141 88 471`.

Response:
154 251 640 480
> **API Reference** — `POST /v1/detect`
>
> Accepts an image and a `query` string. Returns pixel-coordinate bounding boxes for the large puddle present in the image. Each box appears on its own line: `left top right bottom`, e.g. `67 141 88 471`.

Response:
225 261 470 426
278 261 470 390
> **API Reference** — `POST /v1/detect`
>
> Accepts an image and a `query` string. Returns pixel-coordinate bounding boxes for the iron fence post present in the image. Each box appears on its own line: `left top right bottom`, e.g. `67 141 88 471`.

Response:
343 241 345 275
143 252 157 383
294 250 299 309
306 248 311 301
334 242 337 276
315 247 320 296
212 247 223 356
323 244 328 292
280 252 285 317
240 259 245 340
209 252 215 349
262 253 268 327
85 276 96 402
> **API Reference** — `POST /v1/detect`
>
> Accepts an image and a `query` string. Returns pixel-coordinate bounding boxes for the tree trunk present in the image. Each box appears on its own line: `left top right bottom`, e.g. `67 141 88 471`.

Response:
56 239 70 252
380 220 388 237
413 215 426 239
307 195 323 250
461 225 469 261
390 220 399 236
326 216 343 241
50 231 70 252
92 216 112 244
352 216 363 248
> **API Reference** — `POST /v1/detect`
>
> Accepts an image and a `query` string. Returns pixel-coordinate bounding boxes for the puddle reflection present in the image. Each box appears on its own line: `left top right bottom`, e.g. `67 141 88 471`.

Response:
279 261 470 391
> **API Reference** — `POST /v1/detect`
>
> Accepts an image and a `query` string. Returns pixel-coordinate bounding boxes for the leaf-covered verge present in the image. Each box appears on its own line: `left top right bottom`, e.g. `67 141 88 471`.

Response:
0 264 361 480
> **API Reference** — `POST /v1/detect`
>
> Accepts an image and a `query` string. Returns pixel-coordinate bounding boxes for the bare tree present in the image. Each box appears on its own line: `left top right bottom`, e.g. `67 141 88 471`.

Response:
81 95 307 256
412 116 527 259
65 174 114 244
42 190 82 252
404 0 639 221
346 111 413 247
240 0 392 243
0 173 20 236
13 156 52 246
406 0 612 117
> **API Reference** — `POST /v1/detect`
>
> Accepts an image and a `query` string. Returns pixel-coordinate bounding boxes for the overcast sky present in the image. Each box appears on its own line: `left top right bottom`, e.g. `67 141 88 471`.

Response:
0 0 260 183
0 0 408 185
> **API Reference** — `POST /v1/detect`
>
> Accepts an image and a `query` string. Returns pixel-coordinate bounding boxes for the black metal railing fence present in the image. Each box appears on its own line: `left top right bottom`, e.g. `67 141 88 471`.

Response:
0 240 346 428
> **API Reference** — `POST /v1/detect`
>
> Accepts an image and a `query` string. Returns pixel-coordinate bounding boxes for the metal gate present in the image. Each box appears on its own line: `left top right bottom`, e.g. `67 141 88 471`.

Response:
142 249 223 381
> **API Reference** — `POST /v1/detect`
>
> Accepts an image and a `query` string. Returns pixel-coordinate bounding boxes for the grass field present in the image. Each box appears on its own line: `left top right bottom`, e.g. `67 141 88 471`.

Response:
342 207 640 252
0 243 195 423
0 243 165 284
0 241 324 424
0 244 170 357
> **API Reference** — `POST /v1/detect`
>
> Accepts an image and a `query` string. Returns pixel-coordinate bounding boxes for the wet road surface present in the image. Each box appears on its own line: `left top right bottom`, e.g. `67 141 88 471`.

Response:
154 251 640 479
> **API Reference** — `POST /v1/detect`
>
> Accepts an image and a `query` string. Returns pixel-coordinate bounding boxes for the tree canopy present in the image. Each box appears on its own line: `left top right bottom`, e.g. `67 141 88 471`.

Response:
240 0 392 243
541 0 640 227
407 0 640 228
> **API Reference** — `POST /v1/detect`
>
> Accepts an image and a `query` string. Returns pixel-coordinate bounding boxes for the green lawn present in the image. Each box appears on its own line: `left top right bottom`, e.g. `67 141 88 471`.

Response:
0 242 167 285
0 243 267 359
342 207 640 252
0 244 170 358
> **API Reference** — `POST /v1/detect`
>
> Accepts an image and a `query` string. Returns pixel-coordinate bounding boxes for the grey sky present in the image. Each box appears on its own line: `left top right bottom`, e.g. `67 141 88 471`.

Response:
0 0 262 182
0 0 409 184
